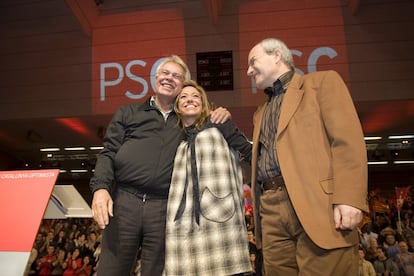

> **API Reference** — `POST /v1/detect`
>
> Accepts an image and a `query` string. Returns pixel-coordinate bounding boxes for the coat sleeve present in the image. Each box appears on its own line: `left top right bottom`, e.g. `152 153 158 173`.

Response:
211 119 252 162
89 106 127 194
316 70 368 212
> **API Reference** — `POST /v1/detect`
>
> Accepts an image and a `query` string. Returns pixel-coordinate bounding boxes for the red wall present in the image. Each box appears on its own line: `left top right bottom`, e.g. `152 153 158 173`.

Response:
1 0 413 120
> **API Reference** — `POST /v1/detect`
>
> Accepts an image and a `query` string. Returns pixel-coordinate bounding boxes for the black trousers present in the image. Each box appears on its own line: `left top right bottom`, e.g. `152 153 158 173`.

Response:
97 188 168 276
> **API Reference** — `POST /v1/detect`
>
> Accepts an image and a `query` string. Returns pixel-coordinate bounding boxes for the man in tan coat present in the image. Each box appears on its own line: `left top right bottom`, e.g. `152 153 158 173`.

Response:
247 37 368 275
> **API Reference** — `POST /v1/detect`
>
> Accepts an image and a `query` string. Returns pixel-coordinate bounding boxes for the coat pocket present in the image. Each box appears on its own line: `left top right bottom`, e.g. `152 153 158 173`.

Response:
200 187 235 223
320 178 334 194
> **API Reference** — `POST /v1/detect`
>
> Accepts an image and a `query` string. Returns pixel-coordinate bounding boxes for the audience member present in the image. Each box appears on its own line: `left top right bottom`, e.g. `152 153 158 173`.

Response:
51 248 67 275
383 233 402 261
361 222 379 249
404 219 414 240
247 230 263 276
407 237 414 253
68 233 87 255
75 255 93 276
396 241 414 276
37 244 56 276
249 252 257 275
373 214 389 235
245 205 255 231
365 237 380 263
358 247 376 276
62 248 82 276
38 231 55 256
373 246 400 276
53 229 67 250
33 233 45 251
83 231 99 258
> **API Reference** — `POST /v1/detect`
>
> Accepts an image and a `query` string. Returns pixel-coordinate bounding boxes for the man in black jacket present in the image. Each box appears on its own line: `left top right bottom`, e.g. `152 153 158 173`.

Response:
90 55 230 276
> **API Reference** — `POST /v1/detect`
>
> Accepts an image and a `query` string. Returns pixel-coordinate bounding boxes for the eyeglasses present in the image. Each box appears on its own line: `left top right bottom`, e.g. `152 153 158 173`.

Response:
160 69 184 81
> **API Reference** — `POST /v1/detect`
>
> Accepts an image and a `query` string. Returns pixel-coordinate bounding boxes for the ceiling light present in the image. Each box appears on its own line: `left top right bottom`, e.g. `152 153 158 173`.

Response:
40 148 60 152
368 161 389 165
364 136 382 141
70 169 89 173
388 135 414 139
393 160 414 164
89 146 104 150
64 147 86 151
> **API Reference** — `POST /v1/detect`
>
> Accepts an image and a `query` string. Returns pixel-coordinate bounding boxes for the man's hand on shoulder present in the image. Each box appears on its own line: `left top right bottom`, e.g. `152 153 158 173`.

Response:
210 107 231 124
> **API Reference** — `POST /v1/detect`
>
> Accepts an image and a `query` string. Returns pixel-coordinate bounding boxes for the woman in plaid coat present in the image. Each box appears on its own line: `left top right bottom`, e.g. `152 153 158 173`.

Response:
164 80 252 276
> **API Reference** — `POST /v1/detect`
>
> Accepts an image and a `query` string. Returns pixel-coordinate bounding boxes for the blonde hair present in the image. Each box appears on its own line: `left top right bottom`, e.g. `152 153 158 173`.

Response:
156 55 191 81
174 80 211 130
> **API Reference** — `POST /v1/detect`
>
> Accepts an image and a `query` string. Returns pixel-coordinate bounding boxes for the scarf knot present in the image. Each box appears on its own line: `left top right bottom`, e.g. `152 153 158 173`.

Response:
264 79 285 101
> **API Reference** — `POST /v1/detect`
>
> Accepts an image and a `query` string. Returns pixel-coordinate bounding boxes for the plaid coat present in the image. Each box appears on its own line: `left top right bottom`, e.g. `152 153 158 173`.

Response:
164 126 251 276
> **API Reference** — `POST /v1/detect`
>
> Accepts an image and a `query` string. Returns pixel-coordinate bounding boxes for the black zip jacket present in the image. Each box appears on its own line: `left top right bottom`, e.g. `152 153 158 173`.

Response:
89 98 184 197
90 98 251 197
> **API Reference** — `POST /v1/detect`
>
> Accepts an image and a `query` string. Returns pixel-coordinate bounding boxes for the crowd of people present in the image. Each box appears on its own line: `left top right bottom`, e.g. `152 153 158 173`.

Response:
25 218 102 276
25 186 414 276
358 188 414 276
24 200 261 276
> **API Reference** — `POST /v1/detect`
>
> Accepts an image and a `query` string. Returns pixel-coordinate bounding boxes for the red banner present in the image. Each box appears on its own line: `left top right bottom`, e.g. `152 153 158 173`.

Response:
396 186 411 211
372 199 390 214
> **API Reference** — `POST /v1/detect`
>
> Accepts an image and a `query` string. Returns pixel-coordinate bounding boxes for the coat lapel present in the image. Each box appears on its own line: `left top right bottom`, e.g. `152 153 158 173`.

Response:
252 104 266 154
277 73 304 139
252 73 304 173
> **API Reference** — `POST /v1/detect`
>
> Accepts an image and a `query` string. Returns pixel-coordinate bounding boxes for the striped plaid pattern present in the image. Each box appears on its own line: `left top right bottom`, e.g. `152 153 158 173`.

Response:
164 127 251 276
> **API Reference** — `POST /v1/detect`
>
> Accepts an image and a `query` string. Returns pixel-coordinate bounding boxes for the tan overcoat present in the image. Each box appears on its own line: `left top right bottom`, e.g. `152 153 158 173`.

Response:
251 70 369 250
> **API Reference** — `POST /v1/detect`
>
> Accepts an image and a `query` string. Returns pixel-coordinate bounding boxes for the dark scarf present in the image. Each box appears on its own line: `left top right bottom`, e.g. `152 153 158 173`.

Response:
264 79 285 101
174 124 210 225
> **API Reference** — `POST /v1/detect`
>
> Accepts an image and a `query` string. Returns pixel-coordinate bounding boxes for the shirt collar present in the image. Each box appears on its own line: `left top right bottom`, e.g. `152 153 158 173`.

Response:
150 96 173 120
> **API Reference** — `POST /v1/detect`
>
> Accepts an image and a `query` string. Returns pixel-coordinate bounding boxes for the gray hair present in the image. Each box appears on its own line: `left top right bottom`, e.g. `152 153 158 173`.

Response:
260 38 294 69
156 55 191 81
